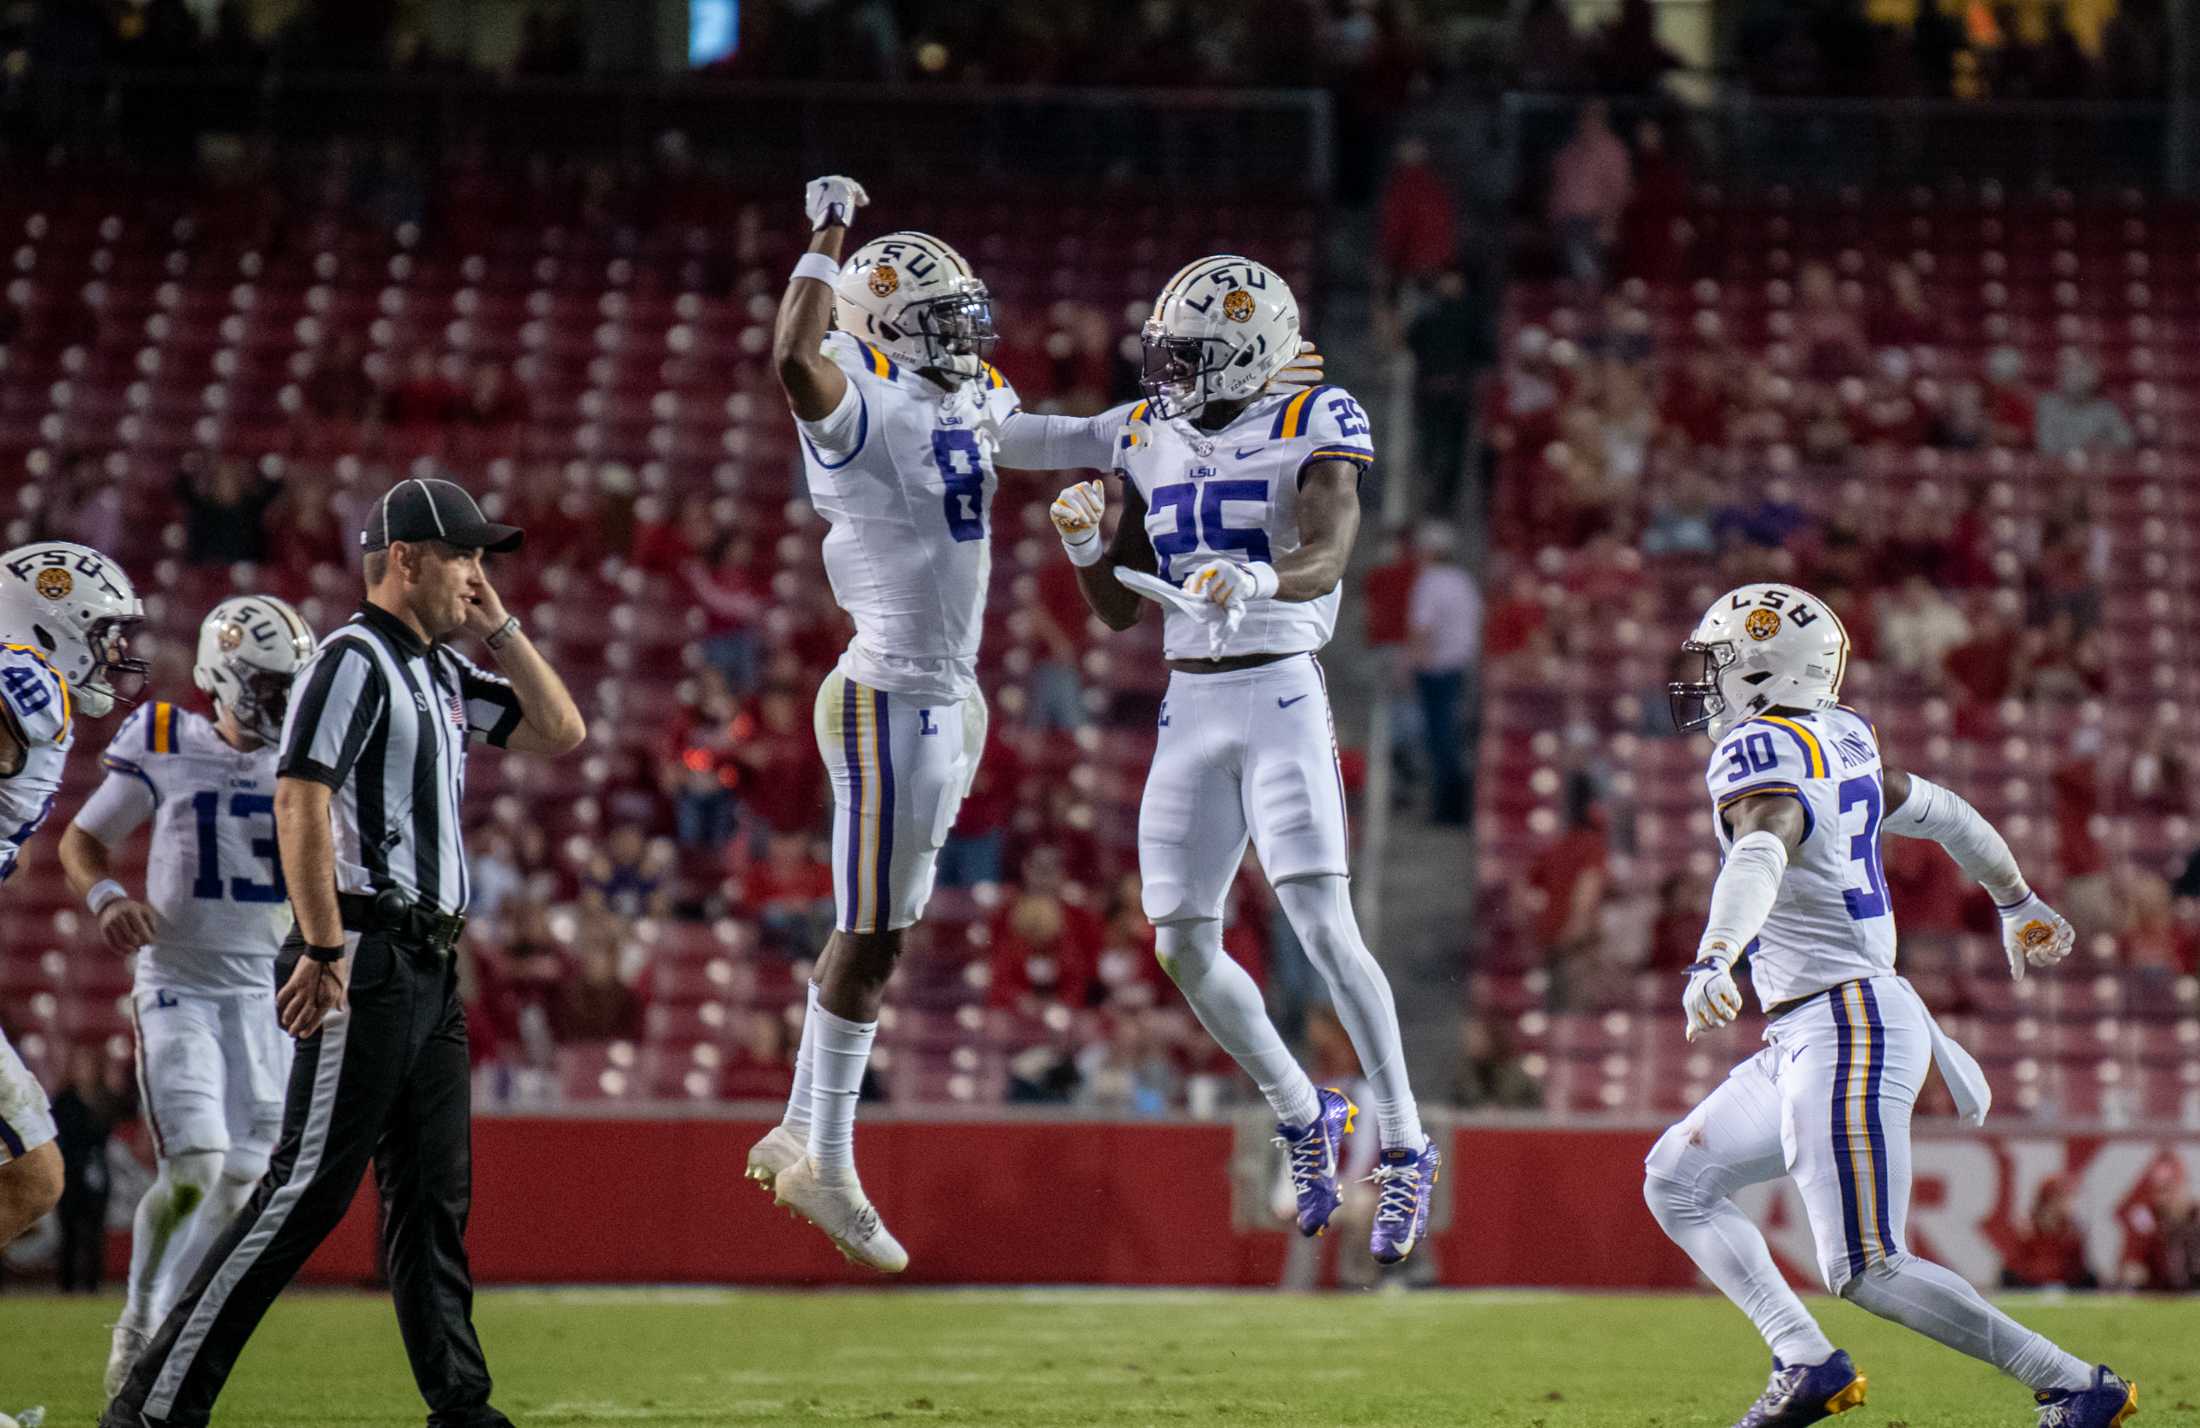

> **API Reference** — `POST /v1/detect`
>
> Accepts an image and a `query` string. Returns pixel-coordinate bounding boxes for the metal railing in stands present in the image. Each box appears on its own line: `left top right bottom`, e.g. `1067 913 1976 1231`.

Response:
1501 93 2185 197
12 69 1336 195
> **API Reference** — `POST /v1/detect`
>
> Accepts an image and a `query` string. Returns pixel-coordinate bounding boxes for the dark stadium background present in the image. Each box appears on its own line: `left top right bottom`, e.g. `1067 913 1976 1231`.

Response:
0 0 2194 1296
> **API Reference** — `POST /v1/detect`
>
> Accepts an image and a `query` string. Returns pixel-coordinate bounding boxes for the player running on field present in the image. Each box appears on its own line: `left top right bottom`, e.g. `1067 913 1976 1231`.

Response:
1049 255 1440 1264
746 178 1324 1271
1645 582 2137 1428
59 595 315 1400
0 542 147 1253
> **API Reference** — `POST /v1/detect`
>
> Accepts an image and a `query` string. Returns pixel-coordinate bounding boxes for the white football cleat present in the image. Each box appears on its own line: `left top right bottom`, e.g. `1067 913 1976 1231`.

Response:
771 1156 908 1273
744 1124 806 1191
104 1322 148 1400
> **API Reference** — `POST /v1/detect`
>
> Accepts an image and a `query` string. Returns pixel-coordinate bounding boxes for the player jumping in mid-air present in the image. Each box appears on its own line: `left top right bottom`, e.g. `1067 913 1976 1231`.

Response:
1646 582 2137 1428
748 179 1324 1271
59 595 316 1399
1049 255 1440 1263
0 542 147 1252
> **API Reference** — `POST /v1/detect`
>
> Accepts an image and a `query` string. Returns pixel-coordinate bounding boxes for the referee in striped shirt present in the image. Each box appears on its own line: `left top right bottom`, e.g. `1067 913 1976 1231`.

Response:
107 478 586 1428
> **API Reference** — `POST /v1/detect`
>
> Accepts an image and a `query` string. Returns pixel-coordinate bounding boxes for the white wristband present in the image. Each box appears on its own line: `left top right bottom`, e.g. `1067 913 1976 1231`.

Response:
87 879 127 915
791 252 841 287
1061 530 1103 568
1244 561 1280 600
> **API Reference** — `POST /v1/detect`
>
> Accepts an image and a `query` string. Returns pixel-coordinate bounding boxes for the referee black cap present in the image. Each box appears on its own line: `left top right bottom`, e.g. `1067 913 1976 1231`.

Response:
361 477 524 555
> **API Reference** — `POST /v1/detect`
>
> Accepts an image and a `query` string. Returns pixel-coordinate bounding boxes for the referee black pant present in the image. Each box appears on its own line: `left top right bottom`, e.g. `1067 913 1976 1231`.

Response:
106 931 510 1428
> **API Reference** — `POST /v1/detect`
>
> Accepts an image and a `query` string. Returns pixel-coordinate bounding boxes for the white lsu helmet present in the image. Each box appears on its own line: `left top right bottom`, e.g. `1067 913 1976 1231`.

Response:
0 541 147 717
194 594 315 745
1668 582 1851 740
834 231 996 382
1141 254 1301 421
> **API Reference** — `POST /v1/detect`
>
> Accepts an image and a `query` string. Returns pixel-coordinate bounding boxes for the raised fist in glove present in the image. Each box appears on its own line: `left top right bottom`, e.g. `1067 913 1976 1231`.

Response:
1052 480 1106 566
805 175 869 232
1682 947 1744 1041
1997 892 2075 981
1185 559 1279 612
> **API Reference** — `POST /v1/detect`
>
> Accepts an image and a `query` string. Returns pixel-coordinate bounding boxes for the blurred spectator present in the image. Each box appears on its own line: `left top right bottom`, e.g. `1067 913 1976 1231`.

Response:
302 335 376 423
384 350 461 427
583 824 671 920
471 827 530 929
730 685 827 843
43 451 126 554
1941 595 2017 729
2115 870 2189 982
1024 564 1091 731
1406 268 1494 513
1984 345 2036 446
2035 350 2134 457
1481 565 1550 664
2124 726 2189 816
1529 788 1608 1009
1928 381 1990 450
1877 575 1970 679
2124 1161 2200 1291
2001 1177 2097 1290
1618 117 1690 282
740 830 835 956
1548 101 1631 291
1076 1012 1181 1116
629 494 709 576
665 670 743 847
721 1009 796 1101
1795 261 1869 380
1407 521 1479 826
50 1045 121 1293
1644 871 1709 972
1489 325 1568 459
1450 1010 1540 1109
461 362 528 429
1377 137 1457 305
988 864 1102 1013
548 944 641 1043
173 454 281 566
1869 261 1943 349
683 533 770 693
1364 524 1425 786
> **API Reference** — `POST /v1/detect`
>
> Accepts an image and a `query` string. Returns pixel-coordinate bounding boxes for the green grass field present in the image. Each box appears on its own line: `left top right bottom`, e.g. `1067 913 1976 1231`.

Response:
2 1289 2190 1426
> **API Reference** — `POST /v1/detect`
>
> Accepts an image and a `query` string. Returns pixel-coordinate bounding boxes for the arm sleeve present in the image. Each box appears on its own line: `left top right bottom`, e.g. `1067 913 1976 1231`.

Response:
277 641 386 788
444 648 526 747
73 763 157 846
1883 772 2029 905
1704 719 1823 842
991 407 1128 474
795 377 867 466
1698 829 1789 962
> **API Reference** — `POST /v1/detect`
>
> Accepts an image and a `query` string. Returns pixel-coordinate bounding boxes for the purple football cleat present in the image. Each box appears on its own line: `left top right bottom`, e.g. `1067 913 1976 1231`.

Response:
2036 1366 2138 1428
1275 1087 1356 1237
1731 1350 1868 1427
1368 1136 1441 1264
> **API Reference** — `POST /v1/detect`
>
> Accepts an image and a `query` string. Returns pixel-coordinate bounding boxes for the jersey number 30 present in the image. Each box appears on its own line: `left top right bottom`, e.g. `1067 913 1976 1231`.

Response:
933 430 987 543
191 791 286 903
1838 773 1888 921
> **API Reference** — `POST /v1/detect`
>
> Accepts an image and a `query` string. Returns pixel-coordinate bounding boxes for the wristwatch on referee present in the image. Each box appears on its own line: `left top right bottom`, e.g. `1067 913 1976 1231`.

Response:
484 613 522 651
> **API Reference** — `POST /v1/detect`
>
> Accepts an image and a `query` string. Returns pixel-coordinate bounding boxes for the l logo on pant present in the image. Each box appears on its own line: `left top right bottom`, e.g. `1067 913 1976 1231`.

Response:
919 709 937 736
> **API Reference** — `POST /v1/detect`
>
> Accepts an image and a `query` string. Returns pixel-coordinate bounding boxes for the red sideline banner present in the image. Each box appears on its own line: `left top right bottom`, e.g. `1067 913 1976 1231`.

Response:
262 1117 2200 1289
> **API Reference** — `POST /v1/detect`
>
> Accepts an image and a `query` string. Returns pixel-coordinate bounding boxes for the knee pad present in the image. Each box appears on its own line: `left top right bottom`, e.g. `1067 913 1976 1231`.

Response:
222 1138 273 1187
1642 1122 1715 1228
1152 919 1222 982
1141 877 1196 926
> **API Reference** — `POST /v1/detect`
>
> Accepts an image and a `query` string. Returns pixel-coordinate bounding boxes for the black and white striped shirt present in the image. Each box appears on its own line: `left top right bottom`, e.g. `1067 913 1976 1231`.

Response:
276 602 524 919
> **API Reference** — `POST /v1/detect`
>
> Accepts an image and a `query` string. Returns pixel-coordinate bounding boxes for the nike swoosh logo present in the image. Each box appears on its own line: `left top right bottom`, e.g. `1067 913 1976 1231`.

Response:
1234 446 1265 459
1278 694 1309 708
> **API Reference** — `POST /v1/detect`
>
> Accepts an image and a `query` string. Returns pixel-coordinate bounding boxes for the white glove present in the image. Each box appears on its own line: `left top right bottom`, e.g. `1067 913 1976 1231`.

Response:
1997 893 2075 982
1266 340 1326 391
1682 953 1744 1041
1114 567 1237 652
1052 480 1105 567
804 175 869 232
1185 559 1278 612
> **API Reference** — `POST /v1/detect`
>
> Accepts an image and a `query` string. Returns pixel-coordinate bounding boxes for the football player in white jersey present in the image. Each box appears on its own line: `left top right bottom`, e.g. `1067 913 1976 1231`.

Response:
749 180 1327 1270
59 594 314 1397
1047 254 1441 1264
0 541 146 1251
1646 583 2137 1428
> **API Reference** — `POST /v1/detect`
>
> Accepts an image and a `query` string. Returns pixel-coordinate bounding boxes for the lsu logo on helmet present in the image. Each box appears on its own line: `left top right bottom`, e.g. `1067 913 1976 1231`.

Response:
868 264 899 299
34 568 71 600
1221 289 1256 323
1744 608 1781 641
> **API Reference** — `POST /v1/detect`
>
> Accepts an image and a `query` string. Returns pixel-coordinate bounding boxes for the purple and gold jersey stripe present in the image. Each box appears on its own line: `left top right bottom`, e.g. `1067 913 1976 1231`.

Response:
1750 713 1826 777
982 363 1006 390
1304 446 1374 466
1717 781 1815 839
838 679 897 935
1270 384 1333 440
1831 981 1897 1278
149 701 176 754
852 339 898 381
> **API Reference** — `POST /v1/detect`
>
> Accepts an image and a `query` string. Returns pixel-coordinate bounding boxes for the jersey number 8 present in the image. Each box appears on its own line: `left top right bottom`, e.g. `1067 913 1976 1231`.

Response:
932 430 987 543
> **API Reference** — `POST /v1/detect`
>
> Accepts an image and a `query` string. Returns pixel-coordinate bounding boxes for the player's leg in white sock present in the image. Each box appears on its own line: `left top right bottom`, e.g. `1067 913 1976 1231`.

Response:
1840 1254 2093 1393
123 1149 221 1333
807 930 897 1178
782 981 823 1137
1271 874 1421 1149
1643 1063 1836 1367
1155 917 1320 1127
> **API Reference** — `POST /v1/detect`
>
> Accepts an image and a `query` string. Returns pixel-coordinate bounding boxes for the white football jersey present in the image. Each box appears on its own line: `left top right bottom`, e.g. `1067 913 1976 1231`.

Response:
75 700 291 993
0 643 75 886
1704 706 1897 1009
1115 384 1375 660
797 332 1021 703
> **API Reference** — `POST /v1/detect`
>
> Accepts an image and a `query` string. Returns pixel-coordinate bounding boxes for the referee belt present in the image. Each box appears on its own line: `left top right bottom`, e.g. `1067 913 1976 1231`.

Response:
339 892 467 955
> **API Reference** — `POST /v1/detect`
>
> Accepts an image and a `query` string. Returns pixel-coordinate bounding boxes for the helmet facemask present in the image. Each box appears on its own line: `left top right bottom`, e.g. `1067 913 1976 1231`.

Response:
898 282 997 381
1668 638 1741 736
227 663 297 745
77 614 148 717
1140 323 1269 421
